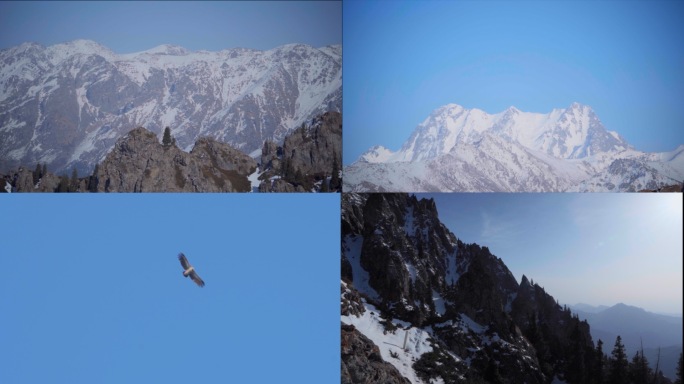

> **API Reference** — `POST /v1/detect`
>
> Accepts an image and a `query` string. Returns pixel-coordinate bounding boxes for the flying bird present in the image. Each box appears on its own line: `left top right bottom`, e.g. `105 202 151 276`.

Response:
178 253 205 287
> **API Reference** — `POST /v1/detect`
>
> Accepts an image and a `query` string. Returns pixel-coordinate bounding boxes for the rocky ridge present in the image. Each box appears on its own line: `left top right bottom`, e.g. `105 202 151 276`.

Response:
341 193 597 383
93 127 256 192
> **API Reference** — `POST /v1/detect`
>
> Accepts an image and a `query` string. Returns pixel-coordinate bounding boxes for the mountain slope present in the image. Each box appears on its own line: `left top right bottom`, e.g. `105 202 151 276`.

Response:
344 103 683 192
0 40 341 174
341 193 597 383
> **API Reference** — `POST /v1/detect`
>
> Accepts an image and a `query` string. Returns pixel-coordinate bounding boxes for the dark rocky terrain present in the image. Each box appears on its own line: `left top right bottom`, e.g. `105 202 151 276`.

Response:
341 193 600 383
258 111 341 192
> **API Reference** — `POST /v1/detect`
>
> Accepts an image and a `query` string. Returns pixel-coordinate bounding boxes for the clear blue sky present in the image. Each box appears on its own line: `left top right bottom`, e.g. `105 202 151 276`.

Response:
344 0 684 164
0 194 340 384
428 193 683 315
0 1 341 53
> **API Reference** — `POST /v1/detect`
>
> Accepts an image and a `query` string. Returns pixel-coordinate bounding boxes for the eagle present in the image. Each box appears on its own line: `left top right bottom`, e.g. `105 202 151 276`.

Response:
178 253 205 287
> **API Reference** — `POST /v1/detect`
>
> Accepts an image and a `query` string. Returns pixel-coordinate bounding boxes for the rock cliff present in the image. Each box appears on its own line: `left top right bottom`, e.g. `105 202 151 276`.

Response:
94 127 256 192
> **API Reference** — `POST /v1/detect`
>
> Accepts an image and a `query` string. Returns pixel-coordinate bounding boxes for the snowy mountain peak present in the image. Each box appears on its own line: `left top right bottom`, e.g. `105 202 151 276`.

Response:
140 44 189 56
344 102 682 192
359 145 395 163
376 102 629 164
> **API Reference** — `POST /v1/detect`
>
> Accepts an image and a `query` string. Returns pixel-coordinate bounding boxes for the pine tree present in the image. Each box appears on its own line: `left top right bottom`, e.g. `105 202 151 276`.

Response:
627 345 652 384
567 321 587 383
56 174 69 193
330 152 340 191
162 126 173 147
593 339 605 384
88 163 99 192
320 175 329 192
41 163 47 177
675 352 683 384
70 168 78 191
33 163 41 184
608 335 628 384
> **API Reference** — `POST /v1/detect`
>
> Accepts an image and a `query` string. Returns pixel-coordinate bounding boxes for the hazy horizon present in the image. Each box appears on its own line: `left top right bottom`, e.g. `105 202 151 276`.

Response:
0 1 341 53
428 193 683 315
344 0 684 164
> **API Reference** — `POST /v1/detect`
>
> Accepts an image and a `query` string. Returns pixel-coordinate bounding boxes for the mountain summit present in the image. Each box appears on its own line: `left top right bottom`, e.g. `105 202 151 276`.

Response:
0 40 341 174
345 103 683 192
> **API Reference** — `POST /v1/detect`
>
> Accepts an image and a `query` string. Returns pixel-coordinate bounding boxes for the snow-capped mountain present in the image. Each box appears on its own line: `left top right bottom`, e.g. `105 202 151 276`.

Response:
345 103 684 192
0 39 341 174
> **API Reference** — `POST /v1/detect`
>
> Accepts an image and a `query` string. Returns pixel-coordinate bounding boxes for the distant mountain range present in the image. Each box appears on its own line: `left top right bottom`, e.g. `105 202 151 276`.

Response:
570 302 682 379
0 39 341 174
344 103 684 192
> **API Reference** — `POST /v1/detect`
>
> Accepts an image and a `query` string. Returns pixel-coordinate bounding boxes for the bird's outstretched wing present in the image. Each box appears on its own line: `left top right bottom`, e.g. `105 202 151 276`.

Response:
178 253 191 269
189 271 205 287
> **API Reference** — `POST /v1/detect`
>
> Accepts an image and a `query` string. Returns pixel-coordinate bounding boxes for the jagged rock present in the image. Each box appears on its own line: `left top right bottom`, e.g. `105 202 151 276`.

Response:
95 127 256 192
258 111 342 192
282 111 342 177
258 178 306 192
341 324 411 384
341 281 365 318
1 167 62 192
260 140 281 172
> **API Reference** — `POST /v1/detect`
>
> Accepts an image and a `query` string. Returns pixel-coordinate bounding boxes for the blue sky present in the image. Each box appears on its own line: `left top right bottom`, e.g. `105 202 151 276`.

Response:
344 0 684 164
0 194 340 384
428 193 683 315
0 1 341 53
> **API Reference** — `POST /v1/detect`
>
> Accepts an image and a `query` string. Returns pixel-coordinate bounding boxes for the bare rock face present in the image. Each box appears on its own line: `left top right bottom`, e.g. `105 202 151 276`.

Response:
95 127 256 192
341 324 411 384
258 111 342 192
257 178 306 192
260 140 281 172
282 111 342 176
1 167 62 192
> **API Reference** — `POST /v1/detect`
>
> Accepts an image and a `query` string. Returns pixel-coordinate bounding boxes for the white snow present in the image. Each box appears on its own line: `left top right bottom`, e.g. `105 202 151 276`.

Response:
342 301 438 384
4 181 11 193
458 313 486 334
247 166 262 192
432 290 446 316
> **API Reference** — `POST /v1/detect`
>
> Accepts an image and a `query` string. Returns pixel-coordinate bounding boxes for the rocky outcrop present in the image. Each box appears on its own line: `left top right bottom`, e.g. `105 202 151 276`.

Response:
341 324 411 384
281 111 342 176
95 127 256 192
258 111 342 192
1 167 66 192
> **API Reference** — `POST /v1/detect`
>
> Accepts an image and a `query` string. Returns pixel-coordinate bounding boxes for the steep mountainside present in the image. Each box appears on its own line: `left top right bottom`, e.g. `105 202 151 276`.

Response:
341 193 597 383
344 103 684 192
0 40 341 174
